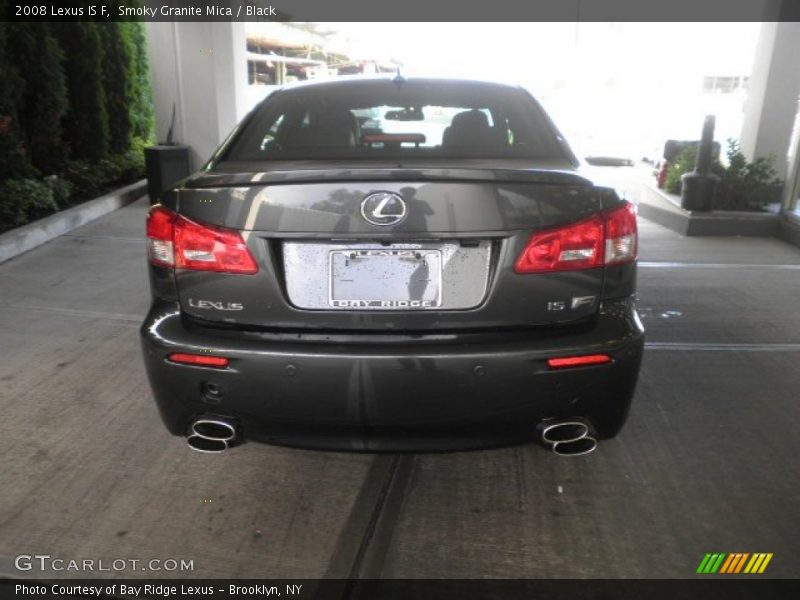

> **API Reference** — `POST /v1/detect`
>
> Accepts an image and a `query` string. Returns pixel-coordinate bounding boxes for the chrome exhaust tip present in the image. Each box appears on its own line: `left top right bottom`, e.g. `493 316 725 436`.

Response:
187 417 238 453
187 435 228 453
539 421 589 445
191 418 237 443
552 436 597 457
537 419 597 456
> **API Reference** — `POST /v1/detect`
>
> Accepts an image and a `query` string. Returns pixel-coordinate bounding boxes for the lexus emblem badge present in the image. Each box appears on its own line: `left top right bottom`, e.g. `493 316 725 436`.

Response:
361 192 407 226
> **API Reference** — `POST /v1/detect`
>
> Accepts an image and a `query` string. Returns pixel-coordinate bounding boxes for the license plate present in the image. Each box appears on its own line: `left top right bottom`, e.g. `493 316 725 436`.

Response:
329 249 442 309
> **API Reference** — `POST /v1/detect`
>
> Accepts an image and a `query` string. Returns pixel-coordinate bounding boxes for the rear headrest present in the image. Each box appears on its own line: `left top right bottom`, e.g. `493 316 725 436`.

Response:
452 110 491 131
287 108 360 149
442 110 501 148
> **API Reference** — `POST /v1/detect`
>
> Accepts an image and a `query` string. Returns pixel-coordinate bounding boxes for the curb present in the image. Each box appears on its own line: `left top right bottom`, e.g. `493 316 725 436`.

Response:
0 179 147 265
778 211 800 249
639 183 779 237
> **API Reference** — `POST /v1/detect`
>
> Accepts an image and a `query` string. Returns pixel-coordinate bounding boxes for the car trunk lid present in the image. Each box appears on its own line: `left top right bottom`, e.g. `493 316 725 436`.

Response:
169 163 609 331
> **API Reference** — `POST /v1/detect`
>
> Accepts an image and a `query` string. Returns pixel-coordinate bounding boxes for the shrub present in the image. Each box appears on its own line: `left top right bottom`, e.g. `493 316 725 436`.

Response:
44 175 74 209
101 23 135 154
53 22 110 161
113 136 148 182
663 139 781 211
126 22 156 142
7 23 68 175
0 20 153 232
62 160 112 203
0 178 57 232
715 140 782 211
665 145 699 194
0 22 34 181
62 140 144 205
0 122 38 181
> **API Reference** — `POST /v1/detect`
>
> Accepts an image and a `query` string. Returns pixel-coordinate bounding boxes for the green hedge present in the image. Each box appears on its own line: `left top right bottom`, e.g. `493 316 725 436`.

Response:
0 21 154 234
0 178 58 229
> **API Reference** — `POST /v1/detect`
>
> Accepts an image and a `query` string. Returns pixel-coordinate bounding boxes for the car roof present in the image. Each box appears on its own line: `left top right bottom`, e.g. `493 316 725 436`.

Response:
276 75 524 95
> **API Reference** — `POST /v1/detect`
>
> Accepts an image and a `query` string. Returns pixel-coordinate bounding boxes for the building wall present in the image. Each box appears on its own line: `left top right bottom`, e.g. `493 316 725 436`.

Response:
145 22 247 171
740 21 800 180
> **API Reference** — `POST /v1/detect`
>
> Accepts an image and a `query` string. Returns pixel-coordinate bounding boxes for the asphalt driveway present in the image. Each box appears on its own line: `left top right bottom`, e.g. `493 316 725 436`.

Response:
0 196 799 579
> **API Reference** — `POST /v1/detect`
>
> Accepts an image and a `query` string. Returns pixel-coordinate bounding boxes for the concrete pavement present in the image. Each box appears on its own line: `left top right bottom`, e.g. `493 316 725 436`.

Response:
0 196 799 580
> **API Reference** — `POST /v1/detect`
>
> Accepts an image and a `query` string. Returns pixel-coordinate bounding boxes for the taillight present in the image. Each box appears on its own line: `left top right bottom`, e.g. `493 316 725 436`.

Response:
146 206 258 274
514 201 637 273
603 201 637 265
514 214 604 273
146 206 176 267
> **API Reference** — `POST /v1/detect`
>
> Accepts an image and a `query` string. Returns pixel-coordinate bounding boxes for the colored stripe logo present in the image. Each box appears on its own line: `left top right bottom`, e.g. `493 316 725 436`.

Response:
697 553 773 574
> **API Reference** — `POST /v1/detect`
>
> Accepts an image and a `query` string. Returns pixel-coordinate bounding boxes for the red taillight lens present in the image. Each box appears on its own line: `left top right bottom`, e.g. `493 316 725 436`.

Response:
514 201 637 273
173 215 258 274
146 206 176 267
168 353 229 368
146 205 258 274
547 354 612 369
514 215 604 273
603 201 638 265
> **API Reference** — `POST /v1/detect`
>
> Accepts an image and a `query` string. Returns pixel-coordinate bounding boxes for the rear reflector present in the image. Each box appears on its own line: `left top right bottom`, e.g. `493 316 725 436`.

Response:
168 353 229 368
514 201 637 273
547 354 612 369
147 205 258 274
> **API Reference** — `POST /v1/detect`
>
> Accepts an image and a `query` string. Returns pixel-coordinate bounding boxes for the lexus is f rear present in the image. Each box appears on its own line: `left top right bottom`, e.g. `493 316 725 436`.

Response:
140 77 644 453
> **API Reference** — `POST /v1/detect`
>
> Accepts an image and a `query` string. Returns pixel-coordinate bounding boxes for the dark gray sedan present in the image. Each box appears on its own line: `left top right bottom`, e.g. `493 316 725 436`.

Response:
141 77 644 454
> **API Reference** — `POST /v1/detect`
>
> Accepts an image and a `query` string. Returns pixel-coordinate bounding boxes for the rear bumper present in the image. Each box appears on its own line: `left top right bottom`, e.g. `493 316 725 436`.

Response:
140 298 644 451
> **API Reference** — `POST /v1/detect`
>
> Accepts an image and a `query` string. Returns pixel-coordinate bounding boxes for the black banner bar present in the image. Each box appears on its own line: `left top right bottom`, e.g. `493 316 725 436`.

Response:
3 0 800 22
3 579 800 600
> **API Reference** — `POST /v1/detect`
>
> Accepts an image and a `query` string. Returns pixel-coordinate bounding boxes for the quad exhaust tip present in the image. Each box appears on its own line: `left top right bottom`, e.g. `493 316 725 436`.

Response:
552 436 597 456
187 418 238 453
538 420 597 456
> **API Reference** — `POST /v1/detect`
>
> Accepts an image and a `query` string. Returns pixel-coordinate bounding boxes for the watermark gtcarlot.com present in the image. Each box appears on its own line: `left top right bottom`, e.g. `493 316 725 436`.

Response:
14 554 194 572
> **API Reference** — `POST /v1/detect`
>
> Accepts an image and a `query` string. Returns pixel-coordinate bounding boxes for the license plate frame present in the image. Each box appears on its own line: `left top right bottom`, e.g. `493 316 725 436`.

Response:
328 249 443 310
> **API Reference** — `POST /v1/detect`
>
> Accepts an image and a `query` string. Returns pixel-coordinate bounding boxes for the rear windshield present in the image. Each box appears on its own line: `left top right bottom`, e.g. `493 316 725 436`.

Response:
221 81 568 161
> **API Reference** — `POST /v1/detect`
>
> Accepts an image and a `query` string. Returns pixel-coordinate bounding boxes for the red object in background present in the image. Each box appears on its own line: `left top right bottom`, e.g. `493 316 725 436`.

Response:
657 161 670 189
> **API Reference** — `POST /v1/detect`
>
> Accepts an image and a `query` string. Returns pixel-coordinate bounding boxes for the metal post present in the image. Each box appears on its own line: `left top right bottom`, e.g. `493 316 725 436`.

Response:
681 115 720 212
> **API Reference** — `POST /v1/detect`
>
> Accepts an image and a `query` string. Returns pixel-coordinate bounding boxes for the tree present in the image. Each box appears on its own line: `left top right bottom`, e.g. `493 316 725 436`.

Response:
53 22 110 161
7 23 69 174
101 22 135 154
0 22 34 180
126 22 155 142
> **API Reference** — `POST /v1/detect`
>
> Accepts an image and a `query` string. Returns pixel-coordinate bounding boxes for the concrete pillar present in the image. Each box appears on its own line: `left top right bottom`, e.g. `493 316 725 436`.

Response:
739 21 800 180
145 22 247 171
785 96 800 210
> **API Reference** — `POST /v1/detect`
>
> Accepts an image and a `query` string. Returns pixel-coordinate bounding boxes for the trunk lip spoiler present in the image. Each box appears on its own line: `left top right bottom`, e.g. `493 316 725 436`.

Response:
182 167 595 189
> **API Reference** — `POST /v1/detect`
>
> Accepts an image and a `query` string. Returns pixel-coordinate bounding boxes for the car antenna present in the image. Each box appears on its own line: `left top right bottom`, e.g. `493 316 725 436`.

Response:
392 65 406 85
165 102 176 145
